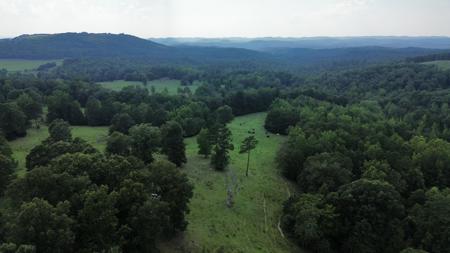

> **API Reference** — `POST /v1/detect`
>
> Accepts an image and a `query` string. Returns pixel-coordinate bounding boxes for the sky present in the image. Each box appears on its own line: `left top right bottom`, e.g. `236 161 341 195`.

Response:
1 0 450 38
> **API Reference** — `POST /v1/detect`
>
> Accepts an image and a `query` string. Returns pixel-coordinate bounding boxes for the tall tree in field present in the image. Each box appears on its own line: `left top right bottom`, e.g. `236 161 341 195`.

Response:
197 128 212 158
161 121 186 167
211 126 234 171
239 135 258 177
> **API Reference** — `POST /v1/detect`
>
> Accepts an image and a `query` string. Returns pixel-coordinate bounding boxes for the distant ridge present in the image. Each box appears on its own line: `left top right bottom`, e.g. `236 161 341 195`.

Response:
0 33 445 70
0 32 170 59
152 36 450 50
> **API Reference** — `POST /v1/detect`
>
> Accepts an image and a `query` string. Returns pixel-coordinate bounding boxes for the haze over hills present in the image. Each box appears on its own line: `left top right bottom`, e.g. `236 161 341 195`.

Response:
0 32 269 63
152 36 450 50
0 33 447 71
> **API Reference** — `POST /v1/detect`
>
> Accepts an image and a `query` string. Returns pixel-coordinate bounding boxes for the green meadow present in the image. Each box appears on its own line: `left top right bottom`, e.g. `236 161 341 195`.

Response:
161 113 300 253
98 79 200 95
423 60 450 70
0 59 62 72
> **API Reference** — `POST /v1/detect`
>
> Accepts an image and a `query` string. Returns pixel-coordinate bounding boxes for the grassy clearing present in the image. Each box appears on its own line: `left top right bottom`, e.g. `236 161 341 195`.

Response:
98 79 200 95
8 113 300 252
0 59 62 72
423 60 450 70
9 125 108 176
161 113 301 253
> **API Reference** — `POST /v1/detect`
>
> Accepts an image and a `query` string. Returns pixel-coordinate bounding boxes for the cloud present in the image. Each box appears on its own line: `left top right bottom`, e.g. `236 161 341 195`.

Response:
0 0 449 37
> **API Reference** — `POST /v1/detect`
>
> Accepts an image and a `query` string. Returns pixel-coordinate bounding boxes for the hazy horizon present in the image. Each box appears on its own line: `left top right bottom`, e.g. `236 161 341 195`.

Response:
1 0 450 38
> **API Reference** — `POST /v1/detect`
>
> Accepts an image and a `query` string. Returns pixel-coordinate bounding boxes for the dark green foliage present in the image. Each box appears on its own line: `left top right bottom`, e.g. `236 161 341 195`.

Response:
25 123 96 170
5 133 192 252
282 194 336 252
47 91 85 125
109 113 135 134
211 126 234 171
161 121 186 167
0 136 16 195
77 186 119 252
25 138 96 170
84 97 104 126
7 160 92 206
8 198 74 253
409 188 450 253
330 179 406 253
265 99 300 134
129 124 161 164
411 137 450 188
298 152 353 193
196 128 212 158
215 105 234 125
170 102 208 137
48 119 72 142
15 93 42 120
105 131 131 156
147 160 194 232
276 127 311 180
0 103 27 140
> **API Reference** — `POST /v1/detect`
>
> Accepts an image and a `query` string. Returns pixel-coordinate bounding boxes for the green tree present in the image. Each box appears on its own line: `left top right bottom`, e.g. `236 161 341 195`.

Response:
129 124 161 164
276 127 312 181
147 160 194 232
161 121 186 167
196 128 212 158
282 194 336 252
109 113 135 134
16 93 42 120
9 198 74 253
410 188 450 253
47 91 85 125
215 105 234 125
330 179 406 253
239 135 258 177
298 152 353 193
77 186 119 252
265 99 300 134
0 103 27 140
411 137 450 188
25 137 96 170
211 126 234 170
106 131 131 156
0 136 16 195
85 97 103 126
48 119 72 143
7 165 91 206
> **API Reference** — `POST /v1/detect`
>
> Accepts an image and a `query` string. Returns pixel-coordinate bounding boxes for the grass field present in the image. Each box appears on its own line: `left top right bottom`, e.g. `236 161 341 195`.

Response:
0 59 62 72
9 125 108 176
98 79 200 94
161 113 301 253
423 60 450 70
8 113 300 252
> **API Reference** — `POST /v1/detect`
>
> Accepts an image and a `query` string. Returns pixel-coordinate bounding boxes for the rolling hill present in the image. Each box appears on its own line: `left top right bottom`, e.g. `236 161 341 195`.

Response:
0 33 446 73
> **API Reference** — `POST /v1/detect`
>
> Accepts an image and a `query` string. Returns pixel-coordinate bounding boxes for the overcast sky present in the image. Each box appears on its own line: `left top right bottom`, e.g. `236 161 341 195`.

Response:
1 0 450 38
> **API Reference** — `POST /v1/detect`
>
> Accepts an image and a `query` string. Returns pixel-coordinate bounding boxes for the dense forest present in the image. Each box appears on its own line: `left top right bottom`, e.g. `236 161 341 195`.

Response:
0 33 450 253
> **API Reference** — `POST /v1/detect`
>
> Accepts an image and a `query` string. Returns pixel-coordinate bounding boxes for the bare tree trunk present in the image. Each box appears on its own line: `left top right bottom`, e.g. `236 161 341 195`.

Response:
246 150 250 177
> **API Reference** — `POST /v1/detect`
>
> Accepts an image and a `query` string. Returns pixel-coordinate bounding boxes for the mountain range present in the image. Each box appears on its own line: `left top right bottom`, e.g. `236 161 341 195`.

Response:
0 33 448 70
